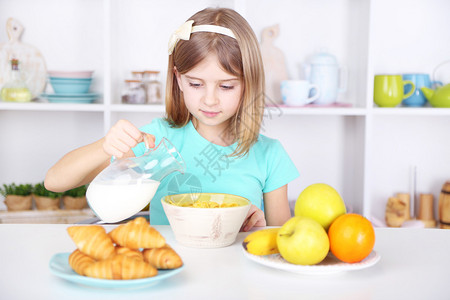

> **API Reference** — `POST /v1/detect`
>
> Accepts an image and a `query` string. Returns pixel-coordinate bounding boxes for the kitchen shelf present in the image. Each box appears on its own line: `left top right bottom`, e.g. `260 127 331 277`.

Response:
371 107 450 116
0 209 96 224
2 102 450 117
1 0 449 224
266 107 367 116
0 102 367 116
0 102 106 112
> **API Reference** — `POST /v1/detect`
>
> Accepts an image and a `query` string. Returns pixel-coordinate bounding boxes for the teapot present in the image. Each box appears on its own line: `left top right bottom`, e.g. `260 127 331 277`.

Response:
304 51 347 105
421 59 450 108
421 84 450 108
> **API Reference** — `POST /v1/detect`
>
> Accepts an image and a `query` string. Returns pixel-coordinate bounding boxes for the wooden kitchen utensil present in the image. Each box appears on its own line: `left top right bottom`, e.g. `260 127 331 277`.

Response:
396 193 411 220
438 181 450 229
385 196 408 227
418 193 436 228
260 24 288 105
0 18 46 99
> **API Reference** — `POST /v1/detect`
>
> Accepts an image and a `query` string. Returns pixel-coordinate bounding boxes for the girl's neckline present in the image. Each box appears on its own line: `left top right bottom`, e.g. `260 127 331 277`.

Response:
187 121 237 149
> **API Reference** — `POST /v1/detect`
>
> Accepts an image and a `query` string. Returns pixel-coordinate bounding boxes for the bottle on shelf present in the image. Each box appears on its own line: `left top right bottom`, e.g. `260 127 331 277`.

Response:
0 58 32 102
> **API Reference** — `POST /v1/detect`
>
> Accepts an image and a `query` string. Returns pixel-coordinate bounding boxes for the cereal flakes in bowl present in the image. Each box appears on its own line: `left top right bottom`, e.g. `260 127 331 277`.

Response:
161 193 251 248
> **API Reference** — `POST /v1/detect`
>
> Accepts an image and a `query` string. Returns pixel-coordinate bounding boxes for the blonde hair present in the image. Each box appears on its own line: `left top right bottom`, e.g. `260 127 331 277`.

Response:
165 7 265 157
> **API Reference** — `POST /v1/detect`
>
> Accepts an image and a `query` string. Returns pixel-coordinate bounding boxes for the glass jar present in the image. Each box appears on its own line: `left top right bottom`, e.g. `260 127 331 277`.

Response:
143 71 162 104
131 71 145 81
121 79 146 104
0 58 32 102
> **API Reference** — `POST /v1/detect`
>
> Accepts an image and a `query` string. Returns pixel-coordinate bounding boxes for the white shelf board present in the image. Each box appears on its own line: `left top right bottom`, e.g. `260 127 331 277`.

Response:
4 102 449 117
0 102 105 112
265 106 367 116
371 107 450 116
0 103 368 116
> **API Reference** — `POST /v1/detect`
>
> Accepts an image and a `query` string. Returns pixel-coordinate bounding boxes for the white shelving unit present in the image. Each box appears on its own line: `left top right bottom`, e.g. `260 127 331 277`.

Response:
1 0 449 223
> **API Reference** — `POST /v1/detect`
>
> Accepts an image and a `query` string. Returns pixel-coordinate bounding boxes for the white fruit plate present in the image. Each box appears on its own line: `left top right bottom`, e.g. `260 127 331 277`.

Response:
242 247 380 275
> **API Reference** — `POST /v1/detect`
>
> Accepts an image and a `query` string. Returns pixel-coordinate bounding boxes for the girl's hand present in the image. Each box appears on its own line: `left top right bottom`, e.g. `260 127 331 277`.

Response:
240 204 266 232
103 120 155 158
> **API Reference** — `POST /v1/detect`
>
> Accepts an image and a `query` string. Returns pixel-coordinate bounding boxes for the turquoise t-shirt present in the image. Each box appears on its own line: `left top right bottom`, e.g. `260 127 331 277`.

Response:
133 118 299 225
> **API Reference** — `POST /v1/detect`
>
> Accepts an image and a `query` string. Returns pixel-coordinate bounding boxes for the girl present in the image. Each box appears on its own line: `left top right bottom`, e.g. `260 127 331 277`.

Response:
45 7 299 231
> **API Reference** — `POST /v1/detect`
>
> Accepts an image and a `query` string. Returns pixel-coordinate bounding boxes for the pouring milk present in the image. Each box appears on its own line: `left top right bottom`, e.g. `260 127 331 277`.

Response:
86 138 185 223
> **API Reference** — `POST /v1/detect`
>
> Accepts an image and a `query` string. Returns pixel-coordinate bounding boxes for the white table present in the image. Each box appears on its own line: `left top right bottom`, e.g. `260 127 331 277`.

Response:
0 224 449 300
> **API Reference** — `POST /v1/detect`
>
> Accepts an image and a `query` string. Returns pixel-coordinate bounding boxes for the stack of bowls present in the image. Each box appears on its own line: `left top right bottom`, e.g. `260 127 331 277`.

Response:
42 71 99 103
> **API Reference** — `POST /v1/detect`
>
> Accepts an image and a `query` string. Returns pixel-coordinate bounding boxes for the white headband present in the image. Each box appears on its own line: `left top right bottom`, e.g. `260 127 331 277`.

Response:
168 20 236 55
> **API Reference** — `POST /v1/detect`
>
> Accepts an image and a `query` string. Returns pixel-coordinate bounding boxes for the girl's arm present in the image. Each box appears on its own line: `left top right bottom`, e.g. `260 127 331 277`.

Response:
44 120 154 193
263 184 292 226
241 185 292 231
44 138 115 192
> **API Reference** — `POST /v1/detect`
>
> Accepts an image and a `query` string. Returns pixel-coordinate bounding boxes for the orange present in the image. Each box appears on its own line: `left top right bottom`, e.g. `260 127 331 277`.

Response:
328 213 375 263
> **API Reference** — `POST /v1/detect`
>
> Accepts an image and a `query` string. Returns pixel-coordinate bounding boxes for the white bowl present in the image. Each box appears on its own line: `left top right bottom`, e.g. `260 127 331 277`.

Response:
162 193 251 248
48 70 94 79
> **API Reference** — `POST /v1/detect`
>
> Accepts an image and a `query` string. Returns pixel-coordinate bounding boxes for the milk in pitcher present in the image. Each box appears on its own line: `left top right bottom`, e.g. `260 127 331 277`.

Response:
86 179 160 223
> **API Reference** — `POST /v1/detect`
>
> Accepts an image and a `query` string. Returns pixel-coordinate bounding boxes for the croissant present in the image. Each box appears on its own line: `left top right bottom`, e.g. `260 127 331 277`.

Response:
84 254 158 280
142 245 183 269
115 246 144 261
68 249 96 276
67 225 115 260
109 217 165 249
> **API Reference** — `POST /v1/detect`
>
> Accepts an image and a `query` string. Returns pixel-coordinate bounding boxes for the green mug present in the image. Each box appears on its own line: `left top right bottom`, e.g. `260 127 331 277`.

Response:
374 75 415 107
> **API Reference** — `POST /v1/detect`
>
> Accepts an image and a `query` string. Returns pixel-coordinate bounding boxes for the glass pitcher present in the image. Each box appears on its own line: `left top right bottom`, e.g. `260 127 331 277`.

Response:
86 138 185 223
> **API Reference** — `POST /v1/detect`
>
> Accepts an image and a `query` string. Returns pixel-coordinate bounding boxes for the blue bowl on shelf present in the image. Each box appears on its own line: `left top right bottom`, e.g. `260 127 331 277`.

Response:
49 77 92 94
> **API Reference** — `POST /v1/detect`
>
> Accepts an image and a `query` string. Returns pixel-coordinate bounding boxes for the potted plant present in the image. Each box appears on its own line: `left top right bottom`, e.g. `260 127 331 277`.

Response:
62 185 88 210
0 183 33 211
32 182 62 210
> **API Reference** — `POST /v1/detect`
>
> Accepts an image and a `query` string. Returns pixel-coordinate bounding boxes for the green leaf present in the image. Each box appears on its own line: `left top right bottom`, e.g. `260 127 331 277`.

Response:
0 183 33 196
32 182 62 199
62 185 88 198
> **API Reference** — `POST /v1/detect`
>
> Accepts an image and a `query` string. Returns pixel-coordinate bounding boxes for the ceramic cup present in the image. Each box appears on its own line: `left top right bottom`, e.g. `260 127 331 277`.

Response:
402 73 441 107
374 75 415 107
281 80 320 106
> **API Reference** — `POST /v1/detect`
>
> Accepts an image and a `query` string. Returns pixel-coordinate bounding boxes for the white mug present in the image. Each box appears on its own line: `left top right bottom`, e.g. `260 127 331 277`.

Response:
280 80 320 106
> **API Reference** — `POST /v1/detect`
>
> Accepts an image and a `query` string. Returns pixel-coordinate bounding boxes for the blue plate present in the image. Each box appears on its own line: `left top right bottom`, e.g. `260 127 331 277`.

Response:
41 93 100 103
49 252 184 289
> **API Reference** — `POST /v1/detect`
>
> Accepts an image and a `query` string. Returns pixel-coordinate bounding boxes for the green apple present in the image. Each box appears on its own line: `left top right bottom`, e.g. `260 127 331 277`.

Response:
295 183 346 231
277 216 329 265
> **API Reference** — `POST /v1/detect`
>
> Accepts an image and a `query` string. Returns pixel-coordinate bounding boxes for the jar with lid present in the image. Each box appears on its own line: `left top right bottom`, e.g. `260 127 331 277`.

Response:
143 71 162 104
131 71 145 81
0 58 32 102
121 79 146 104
